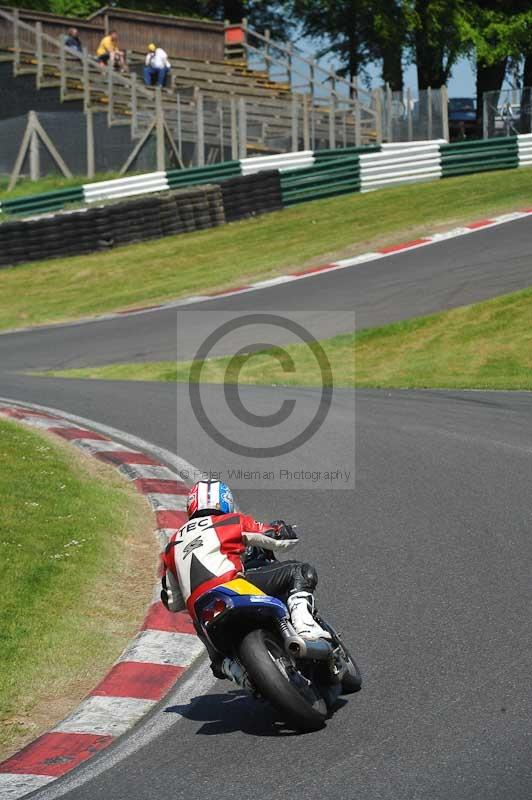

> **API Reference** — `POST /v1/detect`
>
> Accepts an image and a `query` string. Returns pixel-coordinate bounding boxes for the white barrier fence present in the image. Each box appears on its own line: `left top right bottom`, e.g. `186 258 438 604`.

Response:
83 171 169 203
518 134 532 166
360 142 443 192
241 151 315 175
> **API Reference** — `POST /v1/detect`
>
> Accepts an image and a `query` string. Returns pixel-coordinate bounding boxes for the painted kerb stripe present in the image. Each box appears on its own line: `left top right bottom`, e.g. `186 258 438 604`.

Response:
0 403 200 800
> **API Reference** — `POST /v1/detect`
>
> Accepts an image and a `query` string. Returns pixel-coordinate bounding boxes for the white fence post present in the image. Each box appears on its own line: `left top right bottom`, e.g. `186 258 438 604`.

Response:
238 97 247 159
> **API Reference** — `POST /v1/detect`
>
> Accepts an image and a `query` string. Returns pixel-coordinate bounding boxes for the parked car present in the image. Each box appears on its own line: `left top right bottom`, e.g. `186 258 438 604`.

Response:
448 97 478 139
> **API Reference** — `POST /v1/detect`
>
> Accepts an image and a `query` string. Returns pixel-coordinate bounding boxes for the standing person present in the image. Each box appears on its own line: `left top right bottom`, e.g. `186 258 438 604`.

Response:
144 43 156 86
147 42 171 87
64 27 82 54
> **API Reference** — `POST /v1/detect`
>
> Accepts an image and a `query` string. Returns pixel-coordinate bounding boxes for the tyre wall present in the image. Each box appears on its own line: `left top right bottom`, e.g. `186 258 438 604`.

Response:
219 170 283 222
0 184 226 269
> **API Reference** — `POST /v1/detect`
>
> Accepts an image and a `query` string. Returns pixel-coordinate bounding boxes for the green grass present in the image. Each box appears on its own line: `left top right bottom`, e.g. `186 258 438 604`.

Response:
0 418 154 758
0 173 124 202
1 167 532 332
45 287 532 391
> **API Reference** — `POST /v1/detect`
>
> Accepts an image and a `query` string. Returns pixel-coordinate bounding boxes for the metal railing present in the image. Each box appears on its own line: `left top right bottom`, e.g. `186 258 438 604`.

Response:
483 88 532 138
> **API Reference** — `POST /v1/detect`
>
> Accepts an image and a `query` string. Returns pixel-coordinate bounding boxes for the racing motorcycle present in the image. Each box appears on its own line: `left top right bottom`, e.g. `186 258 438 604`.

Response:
195 577 361 732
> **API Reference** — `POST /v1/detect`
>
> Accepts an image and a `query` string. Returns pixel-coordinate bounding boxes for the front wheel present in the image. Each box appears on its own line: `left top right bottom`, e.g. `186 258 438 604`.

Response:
238 628 327 733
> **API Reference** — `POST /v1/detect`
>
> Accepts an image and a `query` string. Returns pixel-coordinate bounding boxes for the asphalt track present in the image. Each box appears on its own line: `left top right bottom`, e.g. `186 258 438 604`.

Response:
1 216 532 799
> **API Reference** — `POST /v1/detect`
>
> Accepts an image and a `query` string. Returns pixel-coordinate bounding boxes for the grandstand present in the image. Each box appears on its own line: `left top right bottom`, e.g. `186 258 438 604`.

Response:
0 5 410 175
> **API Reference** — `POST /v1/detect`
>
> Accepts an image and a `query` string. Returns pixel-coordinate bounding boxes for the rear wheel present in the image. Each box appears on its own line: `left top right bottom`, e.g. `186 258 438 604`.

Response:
238 628 327 733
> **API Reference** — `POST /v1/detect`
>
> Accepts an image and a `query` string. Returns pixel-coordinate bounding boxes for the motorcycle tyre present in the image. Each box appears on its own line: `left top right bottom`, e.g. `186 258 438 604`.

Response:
238 628 327 733
317 617 362 695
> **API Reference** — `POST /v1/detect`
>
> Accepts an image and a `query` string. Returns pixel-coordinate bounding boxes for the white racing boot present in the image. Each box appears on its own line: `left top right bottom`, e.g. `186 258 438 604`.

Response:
221 657 253 691
287 592 331 641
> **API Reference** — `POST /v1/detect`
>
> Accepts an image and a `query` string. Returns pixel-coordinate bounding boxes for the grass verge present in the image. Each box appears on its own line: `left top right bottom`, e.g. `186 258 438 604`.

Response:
1 167 532 332
0 173 124 203
0 418 155 760
42 287 532 390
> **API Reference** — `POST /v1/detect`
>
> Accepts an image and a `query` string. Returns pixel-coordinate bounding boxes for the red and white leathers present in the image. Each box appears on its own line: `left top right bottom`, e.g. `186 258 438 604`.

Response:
162 512 298 618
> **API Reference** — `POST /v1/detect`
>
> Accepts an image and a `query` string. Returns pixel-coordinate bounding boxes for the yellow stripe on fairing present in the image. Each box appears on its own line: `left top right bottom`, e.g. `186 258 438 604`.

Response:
221 578 266 596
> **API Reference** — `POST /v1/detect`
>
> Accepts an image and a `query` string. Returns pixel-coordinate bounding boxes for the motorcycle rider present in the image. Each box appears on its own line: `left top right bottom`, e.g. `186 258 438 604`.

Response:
161 479 330 687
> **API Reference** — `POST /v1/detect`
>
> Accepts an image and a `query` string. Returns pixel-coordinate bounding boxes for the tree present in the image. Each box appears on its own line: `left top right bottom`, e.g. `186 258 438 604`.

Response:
370 0 407 90
406 0 466 90
462 2 532 131
288 0 374 84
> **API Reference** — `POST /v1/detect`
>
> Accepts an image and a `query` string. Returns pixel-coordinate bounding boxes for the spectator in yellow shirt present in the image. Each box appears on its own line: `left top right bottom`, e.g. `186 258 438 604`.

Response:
96 30 126 71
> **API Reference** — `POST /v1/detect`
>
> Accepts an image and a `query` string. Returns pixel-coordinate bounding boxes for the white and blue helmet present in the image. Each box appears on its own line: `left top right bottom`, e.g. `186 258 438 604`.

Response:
187 480 235 519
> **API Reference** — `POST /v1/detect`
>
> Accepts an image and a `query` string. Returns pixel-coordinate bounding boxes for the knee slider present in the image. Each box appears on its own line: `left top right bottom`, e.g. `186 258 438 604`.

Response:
296 563 318 593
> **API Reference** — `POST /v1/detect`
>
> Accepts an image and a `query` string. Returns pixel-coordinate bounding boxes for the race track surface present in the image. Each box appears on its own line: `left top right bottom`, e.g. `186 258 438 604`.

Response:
1 215 532 800
1 214 532 371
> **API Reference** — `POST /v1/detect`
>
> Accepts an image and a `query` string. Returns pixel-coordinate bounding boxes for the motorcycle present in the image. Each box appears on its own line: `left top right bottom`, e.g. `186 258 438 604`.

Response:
195 577 361 732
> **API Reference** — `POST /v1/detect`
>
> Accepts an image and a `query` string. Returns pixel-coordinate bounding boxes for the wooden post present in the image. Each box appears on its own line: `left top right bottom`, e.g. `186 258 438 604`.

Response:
230 96 238 159
483 91 488 139
309 58 315 101
386 83 393 141
241 17 248 66
329 92 336 149
286 43 292 89
302 94 310 151
373 88 382 144
354 76 361 146
9 111 73 189
176 92 183 157
264 28 271 78
238 97 247 159
36 21 43 90
60 40 67 102
342 109 347 147
218 101 224 162
427 86 433 139
195 87 204 167
30 126 40 182
407 87 413 141
107 64 114 126
130 71 137 138
8 112 34 190
441 85 450 141
86 107 95 178
13 8 20 76
156 85 165 170
291 96 298 151
82 47 89 110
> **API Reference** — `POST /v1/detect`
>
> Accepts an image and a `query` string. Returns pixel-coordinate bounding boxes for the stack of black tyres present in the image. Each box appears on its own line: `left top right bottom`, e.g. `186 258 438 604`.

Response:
172 185 226 234
218 170 283 222
0 176 269 269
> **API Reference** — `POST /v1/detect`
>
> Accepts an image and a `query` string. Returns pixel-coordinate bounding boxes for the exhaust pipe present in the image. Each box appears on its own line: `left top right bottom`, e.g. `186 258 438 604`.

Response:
278 616 332 661
285 634 332 661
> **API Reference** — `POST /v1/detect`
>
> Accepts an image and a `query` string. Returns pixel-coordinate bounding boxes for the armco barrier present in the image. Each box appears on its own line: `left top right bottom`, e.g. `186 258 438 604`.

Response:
166 161 242 190
4 137 532 222
83 172 169 203
440 137 519 178
314 145 381 160
1 186 85 217
241 151 315 175
359 143 442 192
517 133 532 167
280 155 361 205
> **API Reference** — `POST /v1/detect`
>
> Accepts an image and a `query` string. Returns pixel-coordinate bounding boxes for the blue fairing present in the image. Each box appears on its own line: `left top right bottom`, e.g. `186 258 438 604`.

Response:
196 585 287 620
